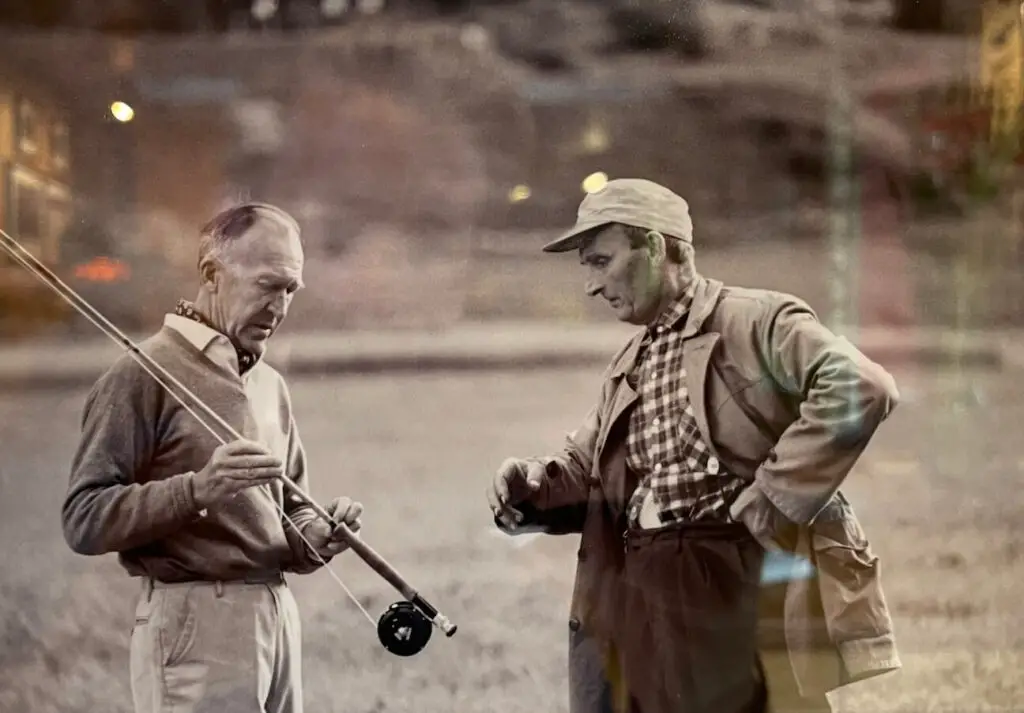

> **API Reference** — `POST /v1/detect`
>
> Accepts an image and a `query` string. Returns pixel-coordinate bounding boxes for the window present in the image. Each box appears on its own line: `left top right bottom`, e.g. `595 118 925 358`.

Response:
47 184 72 258
10 167 51 260
0 95 74 267
16 99 42 157
51 121 69 172
6 168 72 265
0 95 12 160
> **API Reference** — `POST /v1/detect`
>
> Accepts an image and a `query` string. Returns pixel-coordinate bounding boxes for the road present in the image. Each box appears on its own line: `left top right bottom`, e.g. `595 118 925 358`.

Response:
0 365 1021 712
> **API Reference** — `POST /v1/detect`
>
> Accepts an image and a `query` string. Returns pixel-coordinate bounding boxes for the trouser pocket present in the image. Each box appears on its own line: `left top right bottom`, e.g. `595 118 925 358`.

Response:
129 583 161 712
157 584 198 669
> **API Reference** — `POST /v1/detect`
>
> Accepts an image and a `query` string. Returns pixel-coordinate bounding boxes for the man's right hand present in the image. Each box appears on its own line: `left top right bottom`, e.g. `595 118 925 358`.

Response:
191 439 284 510
487 457 546 531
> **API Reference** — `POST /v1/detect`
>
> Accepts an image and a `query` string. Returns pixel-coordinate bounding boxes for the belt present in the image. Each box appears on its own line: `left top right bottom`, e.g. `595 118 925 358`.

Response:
145 570 285 588
624 519 748 551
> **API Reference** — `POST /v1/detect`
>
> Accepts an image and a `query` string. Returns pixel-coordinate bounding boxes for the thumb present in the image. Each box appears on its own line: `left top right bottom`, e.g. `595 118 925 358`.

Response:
525 461 546 491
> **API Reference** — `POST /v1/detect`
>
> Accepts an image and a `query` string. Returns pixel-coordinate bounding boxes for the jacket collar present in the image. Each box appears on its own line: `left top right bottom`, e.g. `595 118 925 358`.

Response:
610 274 723 378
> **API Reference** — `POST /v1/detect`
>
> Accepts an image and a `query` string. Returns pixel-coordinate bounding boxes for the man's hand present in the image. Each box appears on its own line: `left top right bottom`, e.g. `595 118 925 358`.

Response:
191 439 284 509
487 457 546 531
303 496 364 557
730 483 791 553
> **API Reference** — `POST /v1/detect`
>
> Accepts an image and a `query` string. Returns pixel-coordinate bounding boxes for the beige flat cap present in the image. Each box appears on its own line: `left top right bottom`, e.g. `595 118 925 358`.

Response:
543 178 694 253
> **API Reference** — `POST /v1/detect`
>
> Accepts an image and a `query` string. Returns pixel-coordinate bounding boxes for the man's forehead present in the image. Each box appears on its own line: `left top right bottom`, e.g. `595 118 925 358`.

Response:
228 218 303 263
579 224 629 258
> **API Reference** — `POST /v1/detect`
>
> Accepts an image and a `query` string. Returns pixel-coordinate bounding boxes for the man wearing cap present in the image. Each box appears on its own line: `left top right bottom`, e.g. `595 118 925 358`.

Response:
487 178 901 713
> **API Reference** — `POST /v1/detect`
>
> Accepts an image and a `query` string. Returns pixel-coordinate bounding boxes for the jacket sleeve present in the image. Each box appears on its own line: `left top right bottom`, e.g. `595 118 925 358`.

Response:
751 296 899 524
498 370 616 536
532 401 599 509
496 339 637 535
62 356 204 555
505 402 599 535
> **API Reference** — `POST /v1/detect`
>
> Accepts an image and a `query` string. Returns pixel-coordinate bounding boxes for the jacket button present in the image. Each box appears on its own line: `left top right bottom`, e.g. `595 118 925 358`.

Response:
569 617 581 632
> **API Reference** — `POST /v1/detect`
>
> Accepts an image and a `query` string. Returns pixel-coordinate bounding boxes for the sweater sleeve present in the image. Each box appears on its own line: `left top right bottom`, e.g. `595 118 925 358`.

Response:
276 378 331 574
61 355 203 555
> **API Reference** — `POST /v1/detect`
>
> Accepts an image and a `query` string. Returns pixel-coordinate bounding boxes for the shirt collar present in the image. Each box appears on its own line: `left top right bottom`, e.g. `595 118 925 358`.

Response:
647 283 695 336
165 299 259 375
164 313 221 353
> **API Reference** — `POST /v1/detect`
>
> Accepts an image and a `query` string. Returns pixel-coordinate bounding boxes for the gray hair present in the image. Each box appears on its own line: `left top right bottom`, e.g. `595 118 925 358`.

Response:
197 202 301 268
621 223 694 267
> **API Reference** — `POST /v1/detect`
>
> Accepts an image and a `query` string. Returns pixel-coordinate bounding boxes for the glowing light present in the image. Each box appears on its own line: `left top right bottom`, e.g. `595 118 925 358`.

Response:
358 0 386 14
581 172 608 194
74 257 130 282
508 184 531 203
581 124 609 154
110 101 134 123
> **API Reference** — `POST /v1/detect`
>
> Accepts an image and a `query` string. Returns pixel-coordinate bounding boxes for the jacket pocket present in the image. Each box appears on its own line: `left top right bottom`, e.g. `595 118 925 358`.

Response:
809 502 894 650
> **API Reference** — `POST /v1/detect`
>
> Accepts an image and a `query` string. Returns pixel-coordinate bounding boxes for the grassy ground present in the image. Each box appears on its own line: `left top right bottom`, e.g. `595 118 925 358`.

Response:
0 364 1020 712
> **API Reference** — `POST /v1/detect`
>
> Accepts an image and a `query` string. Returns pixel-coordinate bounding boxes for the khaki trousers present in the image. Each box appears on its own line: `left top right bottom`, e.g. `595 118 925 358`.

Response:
129 575 302 713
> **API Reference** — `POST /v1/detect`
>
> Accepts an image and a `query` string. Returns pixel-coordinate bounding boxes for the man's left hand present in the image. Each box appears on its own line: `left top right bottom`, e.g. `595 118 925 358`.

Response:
730 484 788 552
304 496 363 557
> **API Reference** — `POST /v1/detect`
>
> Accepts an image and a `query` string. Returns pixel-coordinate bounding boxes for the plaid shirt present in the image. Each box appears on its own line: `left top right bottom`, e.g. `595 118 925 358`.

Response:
624 287 744 527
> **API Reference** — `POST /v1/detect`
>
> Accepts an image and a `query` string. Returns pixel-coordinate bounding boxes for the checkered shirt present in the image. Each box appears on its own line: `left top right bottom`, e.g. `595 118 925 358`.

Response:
624 287 744 527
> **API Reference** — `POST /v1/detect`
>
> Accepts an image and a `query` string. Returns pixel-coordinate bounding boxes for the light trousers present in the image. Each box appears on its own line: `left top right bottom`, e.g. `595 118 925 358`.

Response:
129 575 302 713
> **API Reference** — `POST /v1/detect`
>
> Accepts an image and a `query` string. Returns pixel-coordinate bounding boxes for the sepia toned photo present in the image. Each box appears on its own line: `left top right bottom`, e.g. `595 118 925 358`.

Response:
0 2 1021 713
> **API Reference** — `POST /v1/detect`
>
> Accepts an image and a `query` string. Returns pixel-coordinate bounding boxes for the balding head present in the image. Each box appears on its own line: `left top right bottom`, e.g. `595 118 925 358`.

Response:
193 202 305 358
198 202 302 270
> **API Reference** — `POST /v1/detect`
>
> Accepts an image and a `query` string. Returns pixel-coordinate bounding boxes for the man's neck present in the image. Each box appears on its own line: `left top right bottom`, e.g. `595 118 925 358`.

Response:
177 296 258 374
191 293 225 334
645 269 694 326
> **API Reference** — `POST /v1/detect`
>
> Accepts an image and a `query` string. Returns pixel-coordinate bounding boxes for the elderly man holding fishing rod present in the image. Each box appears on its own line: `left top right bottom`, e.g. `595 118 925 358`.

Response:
56 203 363 713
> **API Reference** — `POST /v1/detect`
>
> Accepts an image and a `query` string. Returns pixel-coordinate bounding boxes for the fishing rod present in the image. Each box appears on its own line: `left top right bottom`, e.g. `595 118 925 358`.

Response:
0 228 456 657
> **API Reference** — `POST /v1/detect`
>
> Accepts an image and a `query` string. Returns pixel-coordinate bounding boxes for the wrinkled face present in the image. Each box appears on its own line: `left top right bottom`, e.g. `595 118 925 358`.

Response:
203 219 304 357
579 224 665 325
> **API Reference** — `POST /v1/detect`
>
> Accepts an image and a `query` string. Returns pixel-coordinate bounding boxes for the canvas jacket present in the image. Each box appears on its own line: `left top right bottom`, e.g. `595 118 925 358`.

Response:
511 275 902 705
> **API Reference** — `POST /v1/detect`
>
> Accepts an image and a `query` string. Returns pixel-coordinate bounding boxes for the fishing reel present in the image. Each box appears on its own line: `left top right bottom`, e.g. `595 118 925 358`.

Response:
377 601 436 657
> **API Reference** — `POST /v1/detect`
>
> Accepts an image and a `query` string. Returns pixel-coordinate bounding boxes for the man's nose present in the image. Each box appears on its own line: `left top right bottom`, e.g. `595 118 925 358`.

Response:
584 278 603 298
268 293 289 319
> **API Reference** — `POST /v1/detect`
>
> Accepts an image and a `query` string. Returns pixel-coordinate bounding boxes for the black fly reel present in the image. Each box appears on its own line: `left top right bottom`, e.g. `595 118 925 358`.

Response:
377 601 434 657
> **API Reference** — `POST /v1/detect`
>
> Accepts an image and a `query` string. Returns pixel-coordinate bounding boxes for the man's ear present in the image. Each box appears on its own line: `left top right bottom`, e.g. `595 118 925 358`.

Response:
646 230 667 266
199 257 218 291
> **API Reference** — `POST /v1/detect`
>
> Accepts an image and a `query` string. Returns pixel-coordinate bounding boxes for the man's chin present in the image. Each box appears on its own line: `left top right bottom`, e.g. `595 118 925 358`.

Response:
247 325 274 340
240 333 271 355
609 304 637 323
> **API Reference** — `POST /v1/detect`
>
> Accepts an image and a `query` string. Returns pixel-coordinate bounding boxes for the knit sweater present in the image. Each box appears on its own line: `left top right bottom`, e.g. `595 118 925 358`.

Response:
62 326 326 582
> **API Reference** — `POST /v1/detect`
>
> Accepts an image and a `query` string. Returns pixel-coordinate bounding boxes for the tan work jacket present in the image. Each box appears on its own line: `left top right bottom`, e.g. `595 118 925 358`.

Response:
526 275 902 698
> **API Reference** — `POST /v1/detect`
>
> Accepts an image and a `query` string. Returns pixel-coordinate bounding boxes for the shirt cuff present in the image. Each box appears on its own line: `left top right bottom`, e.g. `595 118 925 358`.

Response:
184 471 208 519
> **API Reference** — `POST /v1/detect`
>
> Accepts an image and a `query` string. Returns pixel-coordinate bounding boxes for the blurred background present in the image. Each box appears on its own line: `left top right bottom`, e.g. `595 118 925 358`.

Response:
0 1 1022 712
1 0 1021 335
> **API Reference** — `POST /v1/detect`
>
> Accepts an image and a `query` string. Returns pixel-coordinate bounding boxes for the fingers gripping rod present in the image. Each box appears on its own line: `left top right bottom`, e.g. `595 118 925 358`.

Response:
0 229 456 652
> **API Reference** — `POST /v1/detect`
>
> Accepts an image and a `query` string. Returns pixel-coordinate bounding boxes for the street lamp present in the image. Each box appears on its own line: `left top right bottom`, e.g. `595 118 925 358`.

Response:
110 101 134 123
582 172 608 193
